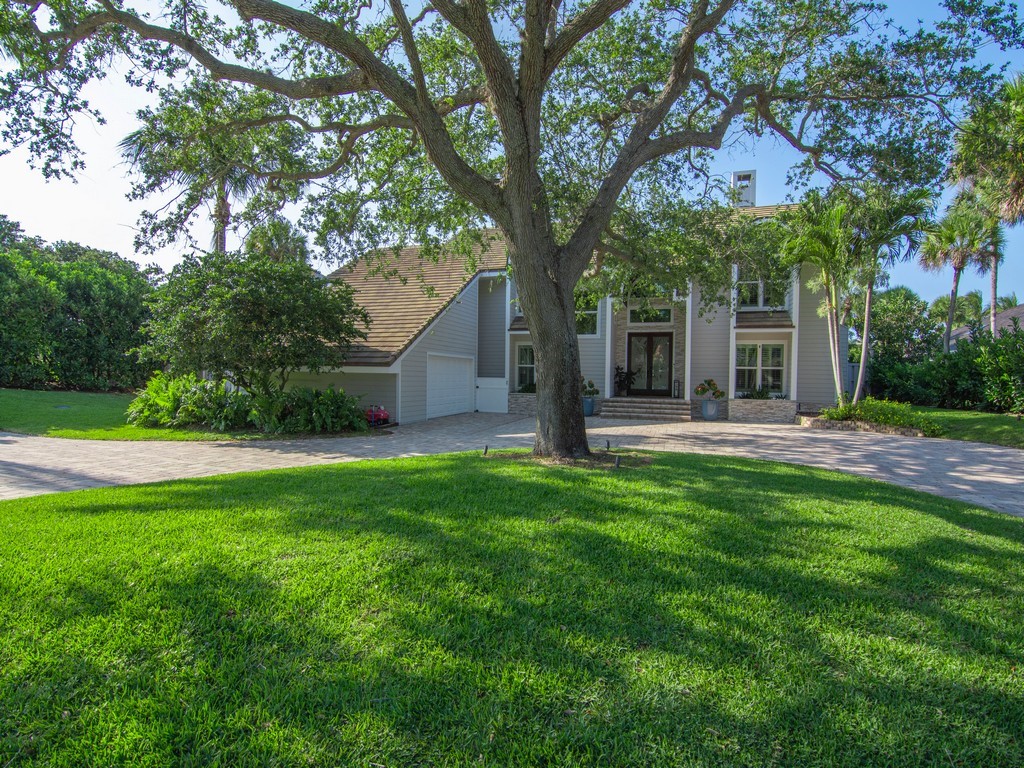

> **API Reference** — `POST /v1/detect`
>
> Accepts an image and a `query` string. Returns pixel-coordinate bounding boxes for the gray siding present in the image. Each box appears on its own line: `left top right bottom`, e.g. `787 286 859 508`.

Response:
288 371 398 419
796 263 841 405
689 286 731 397
578 300 607 397
399 278 480 423
477 276 507 377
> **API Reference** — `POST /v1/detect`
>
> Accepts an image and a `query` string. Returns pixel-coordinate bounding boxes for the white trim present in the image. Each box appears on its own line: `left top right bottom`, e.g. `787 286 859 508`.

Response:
626 305 673 326
575 297 600 338
790 265 801 400
604 296 614 399
684 283 693 397
504 277 512 403
426 351 475 362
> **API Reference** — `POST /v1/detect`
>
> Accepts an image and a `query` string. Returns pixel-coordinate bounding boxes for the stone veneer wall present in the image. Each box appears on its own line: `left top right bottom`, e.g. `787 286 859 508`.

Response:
728 399 798 424
507 393 603 417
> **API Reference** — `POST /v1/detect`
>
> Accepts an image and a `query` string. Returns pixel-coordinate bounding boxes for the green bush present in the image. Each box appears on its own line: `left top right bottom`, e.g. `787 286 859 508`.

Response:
820 397 944 437
975 320 1024 414
127 373 368 433
868 358 939 406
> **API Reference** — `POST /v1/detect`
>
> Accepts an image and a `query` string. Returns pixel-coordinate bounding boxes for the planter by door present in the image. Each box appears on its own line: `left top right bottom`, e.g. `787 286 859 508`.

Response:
582 397 595 417
701 399 721 421
627 333 672 396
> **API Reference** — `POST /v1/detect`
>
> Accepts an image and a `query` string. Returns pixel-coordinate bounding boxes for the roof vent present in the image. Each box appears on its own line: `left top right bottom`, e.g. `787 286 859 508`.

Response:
732 170 756 207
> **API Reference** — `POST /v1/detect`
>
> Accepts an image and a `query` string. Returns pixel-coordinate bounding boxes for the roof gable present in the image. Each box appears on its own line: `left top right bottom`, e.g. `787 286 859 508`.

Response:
328 235 509 366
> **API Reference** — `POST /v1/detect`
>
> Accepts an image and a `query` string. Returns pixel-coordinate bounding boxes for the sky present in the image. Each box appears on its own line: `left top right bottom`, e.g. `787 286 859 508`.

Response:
0 2 1022 306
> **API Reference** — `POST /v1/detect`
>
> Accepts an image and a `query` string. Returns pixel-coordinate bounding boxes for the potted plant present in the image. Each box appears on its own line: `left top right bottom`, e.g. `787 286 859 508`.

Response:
614 365 638 396
693 378 725 420
581 378 600 416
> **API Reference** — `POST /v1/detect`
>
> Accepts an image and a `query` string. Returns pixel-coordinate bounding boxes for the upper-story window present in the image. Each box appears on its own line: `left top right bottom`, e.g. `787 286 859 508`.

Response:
736 266 788 310
575 297 599 335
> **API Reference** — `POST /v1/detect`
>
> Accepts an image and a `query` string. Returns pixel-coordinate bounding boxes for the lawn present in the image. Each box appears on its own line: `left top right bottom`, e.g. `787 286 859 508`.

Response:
1 453 1021 766
910 406 1024 449
0 388 265 441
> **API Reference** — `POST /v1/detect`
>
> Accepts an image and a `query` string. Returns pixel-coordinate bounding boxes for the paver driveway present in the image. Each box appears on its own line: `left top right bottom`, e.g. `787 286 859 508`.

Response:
1 415 1022 516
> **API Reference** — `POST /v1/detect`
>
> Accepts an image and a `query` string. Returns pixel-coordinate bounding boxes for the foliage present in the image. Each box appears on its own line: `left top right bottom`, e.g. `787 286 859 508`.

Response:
139 251 368 398
580 378 600 398
3 453 1024 765
127 372 368 434
929 289 984 329
613 365 638 395
242 215 311 263
0 221 156 390
693 378 725 400
854 286 943 365
975 320 1024 414
736 385 779 400
2 0 1019 457
820 397 945 437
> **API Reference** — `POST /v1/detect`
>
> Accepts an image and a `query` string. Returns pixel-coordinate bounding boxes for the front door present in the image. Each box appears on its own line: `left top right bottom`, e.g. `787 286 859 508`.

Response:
627 333 673 396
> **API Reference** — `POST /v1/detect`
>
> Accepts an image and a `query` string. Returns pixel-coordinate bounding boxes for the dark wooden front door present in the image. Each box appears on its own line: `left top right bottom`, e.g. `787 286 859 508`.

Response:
627 333 673 396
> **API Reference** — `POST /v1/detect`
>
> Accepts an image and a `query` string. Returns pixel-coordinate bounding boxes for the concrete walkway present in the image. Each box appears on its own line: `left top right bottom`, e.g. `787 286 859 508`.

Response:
1 415 1022 517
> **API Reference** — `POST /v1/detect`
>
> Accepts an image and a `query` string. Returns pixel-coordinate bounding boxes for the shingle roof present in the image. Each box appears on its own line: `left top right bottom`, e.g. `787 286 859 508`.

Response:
327 234 509 366
738 203 796 220
950 303 1024 343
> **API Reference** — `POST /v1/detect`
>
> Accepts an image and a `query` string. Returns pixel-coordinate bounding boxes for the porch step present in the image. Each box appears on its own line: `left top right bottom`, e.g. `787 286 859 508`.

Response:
600 398 692 422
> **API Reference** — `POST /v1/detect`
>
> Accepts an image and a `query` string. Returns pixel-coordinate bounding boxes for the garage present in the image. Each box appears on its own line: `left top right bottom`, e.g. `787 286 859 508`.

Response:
426 354 475 419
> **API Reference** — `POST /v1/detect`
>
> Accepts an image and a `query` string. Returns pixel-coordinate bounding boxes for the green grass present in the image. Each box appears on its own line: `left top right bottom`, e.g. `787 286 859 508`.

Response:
1 452 1022 767
910 406 1024 450
0 388 265 441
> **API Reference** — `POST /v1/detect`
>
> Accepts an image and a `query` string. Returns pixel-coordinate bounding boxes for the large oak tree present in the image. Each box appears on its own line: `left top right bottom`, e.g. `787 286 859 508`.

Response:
2 0 1021 455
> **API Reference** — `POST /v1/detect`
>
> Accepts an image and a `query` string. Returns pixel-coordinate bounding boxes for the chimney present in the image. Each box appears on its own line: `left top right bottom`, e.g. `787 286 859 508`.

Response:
732 170 756 207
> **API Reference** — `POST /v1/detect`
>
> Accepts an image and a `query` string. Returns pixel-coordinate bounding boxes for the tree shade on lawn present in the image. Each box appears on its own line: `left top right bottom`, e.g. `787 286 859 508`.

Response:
1 453 1022 766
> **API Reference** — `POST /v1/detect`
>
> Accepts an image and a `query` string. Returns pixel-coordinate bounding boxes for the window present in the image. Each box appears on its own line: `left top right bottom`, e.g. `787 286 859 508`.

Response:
517 344 536 392
736 266 788 309
735 343 785 394
576 298 599 335
628 306 672 324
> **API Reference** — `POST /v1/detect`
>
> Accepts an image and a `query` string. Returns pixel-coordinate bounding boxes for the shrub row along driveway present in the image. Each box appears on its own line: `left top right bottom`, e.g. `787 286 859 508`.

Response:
1 414 1022 516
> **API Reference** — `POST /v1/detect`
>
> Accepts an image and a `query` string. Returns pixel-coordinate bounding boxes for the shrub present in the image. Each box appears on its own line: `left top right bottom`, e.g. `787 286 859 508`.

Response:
975 320 1024 414
869 358 939 406
127 373 368 433
819 397 944 437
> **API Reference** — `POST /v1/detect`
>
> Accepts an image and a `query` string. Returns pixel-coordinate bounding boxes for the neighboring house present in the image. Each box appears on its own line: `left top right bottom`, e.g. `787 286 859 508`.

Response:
949 303 1024 348
295 208 845 425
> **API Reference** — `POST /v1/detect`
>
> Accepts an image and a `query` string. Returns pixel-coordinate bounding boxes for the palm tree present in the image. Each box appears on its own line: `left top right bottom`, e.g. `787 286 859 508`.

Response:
950 75 1024 332
782 191 857 403
920 201 1004 352
848 185 932 403
121 127 261 253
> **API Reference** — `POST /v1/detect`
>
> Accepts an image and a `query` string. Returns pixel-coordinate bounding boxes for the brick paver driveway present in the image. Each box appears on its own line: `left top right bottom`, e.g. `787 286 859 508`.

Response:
1 415 1021 517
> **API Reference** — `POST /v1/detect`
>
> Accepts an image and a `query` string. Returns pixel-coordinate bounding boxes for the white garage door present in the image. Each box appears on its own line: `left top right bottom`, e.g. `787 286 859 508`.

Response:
426 355 475 419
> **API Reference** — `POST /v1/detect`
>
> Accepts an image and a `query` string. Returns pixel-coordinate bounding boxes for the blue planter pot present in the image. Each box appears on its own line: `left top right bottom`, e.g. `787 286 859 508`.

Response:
582 397 596 417
701 398 721 421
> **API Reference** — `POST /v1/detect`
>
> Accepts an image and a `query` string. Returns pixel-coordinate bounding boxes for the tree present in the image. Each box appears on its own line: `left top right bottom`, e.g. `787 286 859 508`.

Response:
847 185 932 403
950 75 1024 332
0 249 59 388
242 216 311 263
920 199 1003 352
985 292 1020 315
781 190 856 403
930 289 984 331
139 251 368 398
2 0 1020 456
850 286 942 365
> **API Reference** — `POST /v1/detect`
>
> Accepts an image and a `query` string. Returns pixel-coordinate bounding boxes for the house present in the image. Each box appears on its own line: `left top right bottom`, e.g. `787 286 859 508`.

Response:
949 303 1024 348
291 208 845 425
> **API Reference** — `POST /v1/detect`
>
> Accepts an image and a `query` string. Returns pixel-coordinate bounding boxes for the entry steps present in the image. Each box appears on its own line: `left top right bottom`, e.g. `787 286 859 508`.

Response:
600 397 692 422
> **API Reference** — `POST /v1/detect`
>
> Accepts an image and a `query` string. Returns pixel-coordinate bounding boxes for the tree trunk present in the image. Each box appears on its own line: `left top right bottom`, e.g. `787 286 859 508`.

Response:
944 268 961 353
213 178 230 253
822 279 844 404
508 240 590 458
990 252 999 335
852 280 874 404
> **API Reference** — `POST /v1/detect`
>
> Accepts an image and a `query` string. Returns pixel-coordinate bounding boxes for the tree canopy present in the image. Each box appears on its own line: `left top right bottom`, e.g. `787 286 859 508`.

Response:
2 0 1022 454
139 251 368 398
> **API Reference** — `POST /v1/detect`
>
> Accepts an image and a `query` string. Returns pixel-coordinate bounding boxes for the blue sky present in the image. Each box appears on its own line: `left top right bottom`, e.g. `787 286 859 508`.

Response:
0 1 1021 306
